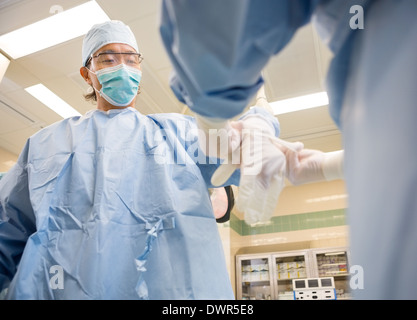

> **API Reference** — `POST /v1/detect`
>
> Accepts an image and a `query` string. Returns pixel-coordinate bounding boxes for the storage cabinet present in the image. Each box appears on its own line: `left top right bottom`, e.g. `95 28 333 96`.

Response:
310 248 351 300
272 250 314 300
236 247 351 300
236 254 274 300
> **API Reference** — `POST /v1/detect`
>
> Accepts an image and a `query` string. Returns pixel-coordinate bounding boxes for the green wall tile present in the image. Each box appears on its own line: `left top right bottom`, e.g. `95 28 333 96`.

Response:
230 209 347 236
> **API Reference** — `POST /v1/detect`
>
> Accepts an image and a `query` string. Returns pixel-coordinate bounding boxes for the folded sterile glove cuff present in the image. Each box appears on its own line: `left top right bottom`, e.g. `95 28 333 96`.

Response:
240 114 275 135
195 114 242 159
322 150 344 181
195 114 229 131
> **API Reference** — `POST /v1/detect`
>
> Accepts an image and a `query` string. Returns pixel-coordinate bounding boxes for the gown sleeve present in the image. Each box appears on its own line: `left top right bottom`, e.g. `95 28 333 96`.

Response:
0 141 36 292
159 0 318 120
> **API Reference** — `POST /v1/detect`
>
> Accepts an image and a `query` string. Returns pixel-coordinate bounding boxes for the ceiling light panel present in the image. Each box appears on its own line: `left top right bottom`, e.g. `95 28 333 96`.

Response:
25 84 82 119
271 92 329 115
0 1 110 59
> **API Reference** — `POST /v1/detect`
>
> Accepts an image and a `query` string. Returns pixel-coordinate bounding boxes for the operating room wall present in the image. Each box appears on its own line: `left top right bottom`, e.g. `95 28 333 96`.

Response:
217 179 349 296
0 147 17 172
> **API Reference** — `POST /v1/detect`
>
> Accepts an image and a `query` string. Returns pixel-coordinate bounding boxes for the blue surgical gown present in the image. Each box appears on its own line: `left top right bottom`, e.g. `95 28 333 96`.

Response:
0 107 279 299
160 0 372 126
160 0 417 299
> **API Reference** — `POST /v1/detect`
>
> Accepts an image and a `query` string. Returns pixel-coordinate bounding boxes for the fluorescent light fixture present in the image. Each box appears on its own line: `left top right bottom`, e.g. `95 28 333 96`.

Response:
270 92 329 115
0 52 10 82
0 1 110 59
25 84 82 119
306 193 347 204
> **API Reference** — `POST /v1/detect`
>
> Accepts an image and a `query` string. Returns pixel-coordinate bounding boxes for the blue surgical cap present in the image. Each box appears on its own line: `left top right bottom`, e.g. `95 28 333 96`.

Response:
82 20 139 67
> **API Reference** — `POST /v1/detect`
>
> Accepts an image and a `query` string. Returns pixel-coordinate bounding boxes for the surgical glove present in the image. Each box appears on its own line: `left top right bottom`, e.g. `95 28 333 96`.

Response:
211 114 298 225
195 115 242 159
286 148 344 186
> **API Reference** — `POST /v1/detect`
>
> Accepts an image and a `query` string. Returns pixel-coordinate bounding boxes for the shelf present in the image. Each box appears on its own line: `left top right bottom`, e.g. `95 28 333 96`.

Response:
319 262 347 267
277 293 294 300
242 280 270 285
319 272 350 277
276 278 307 282
241 271 270 282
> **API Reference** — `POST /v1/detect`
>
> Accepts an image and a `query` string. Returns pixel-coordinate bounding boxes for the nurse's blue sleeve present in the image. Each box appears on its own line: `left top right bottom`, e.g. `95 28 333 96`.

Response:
160 0 318 120
0 142 36 292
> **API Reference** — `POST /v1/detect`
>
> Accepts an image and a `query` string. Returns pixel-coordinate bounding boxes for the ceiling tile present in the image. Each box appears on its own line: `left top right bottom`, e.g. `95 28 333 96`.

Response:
264 24 324 101
0 0 89 35
97 0 160 23
16 37 84 82
128 14 173 71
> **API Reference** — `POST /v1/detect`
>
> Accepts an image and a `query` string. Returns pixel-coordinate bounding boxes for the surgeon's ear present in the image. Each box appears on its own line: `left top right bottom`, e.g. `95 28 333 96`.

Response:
80 67 92 86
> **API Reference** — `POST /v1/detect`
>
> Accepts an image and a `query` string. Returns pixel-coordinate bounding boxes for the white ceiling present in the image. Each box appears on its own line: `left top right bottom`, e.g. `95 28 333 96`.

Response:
0 0 342 160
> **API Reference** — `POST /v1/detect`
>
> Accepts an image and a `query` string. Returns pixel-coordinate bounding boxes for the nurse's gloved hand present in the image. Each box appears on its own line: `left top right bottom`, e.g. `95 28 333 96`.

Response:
211 115 301 225
195 115 242 159
285 148 345 185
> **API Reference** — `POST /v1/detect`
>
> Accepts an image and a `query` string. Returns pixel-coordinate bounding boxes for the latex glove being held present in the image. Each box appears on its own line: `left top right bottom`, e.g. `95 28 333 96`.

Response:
195 115 242 159
210 114 298 225
285 148 344 185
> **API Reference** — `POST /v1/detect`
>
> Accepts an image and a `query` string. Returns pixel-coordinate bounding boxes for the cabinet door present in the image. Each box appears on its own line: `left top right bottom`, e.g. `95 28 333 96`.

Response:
236 255 274 300
272 251 313 300
310 247 351 300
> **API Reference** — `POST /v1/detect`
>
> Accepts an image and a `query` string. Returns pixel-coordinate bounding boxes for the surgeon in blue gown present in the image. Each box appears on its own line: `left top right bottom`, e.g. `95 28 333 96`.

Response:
0 20 280 299
160 0 417 299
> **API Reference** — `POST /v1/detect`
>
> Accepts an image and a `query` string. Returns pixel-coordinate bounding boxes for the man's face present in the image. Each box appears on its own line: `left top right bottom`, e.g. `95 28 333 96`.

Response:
87 43 142 93
80 43 142 110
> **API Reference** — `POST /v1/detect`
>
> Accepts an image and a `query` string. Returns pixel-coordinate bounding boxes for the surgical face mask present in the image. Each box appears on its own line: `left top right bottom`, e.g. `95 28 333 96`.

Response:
89 64 142 107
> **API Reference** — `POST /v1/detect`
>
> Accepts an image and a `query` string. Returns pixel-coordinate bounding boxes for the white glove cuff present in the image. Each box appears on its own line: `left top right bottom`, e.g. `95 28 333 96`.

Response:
322 150 344 181
195 114 229 132
240 114 275 135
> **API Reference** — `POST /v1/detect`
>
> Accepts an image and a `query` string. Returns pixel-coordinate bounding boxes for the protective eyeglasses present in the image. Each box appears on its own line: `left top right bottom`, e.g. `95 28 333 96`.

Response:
86 52 143 68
